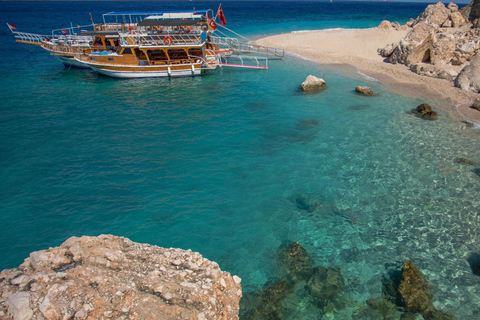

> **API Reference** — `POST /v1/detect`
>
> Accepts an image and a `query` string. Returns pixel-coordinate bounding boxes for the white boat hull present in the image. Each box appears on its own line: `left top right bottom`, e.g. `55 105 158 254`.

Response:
55 56 90 69
89 66 204 78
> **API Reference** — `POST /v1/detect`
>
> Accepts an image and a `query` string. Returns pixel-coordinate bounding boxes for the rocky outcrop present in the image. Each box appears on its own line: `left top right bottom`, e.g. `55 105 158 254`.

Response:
413 2 451 27
455 53 480 92
301 75 327 92
383 260 456 320
355 86 376 95
0 235 242 320
461 0 480 26
380 1 480 91
412 103 438 120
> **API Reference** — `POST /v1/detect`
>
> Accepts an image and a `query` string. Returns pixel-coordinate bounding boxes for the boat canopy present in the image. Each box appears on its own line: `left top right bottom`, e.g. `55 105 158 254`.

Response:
137 19 203 27
78 31 119 36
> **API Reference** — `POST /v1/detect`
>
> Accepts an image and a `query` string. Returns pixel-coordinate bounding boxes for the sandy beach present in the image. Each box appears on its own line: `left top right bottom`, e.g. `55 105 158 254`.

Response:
255 28 480 125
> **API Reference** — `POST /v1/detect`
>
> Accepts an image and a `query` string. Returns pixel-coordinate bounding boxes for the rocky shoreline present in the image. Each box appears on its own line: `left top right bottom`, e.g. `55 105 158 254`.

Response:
0 235 242 320
255 0 480 125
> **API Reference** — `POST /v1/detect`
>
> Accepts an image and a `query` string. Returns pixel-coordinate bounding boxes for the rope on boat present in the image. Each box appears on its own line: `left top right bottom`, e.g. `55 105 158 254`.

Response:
217 24 250 42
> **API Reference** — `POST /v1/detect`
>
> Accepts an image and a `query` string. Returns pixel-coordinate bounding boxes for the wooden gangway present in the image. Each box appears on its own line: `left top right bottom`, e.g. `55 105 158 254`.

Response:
209 36 284 58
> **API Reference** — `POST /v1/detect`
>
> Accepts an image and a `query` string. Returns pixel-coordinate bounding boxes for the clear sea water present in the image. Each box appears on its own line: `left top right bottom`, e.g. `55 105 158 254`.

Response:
1 1 479 318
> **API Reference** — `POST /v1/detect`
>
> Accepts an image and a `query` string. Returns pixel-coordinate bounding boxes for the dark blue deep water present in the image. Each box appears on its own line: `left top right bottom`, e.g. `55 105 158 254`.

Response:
1 1 479 318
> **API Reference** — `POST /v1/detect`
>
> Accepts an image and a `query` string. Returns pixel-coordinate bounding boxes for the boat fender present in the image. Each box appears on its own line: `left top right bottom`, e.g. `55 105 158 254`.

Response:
128 26 136 34
164 36 173 45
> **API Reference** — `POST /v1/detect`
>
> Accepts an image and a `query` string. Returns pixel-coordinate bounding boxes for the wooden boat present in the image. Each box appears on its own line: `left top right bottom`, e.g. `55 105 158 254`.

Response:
74 11 220 78
7 7 284 77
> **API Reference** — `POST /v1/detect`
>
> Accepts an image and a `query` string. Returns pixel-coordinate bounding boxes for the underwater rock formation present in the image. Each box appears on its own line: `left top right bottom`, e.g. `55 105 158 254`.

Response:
305 266 345 310
277 241 314 282
0 235 242 320
241 279 293 320
383 260 457 320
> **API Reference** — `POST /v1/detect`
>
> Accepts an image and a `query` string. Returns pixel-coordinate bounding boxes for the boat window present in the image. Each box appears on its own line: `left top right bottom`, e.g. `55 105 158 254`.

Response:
121 48 132 55
188 48 203 57
89 57 96 61
93 37 103 47
108 58 114 61
167 49 188 61
148 49 167 61
134 48 147 60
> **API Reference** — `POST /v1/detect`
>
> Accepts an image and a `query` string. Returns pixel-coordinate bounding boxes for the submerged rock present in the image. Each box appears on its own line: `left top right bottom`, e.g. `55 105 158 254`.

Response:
305 266 345 302
0 235 242 320
466 252 480 276
397 260 434 314
412 103 438 120
383 260 457 320
301 75 327 92
277 242 314 282
355 86 376 95
241 279 293 320
292 193 321 213
455 157 476 165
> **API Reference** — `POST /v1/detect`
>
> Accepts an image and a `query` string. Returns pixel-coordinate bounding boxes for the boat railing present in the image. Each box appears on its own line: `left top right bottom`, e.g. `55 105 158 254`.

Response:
209 35 284 58
121 33 201 46
11 31 48 44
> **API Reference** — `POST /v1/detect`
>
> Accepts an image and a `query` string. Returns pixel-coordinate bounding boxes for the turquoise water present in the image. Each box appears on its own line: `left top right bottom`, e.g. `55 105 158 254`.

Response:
1 1 479 318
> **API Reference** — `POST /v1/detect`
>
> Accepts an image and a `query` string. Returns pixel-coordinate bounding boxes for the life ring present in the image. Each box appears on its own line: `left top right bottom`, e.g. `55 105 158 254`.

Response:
128 26 136 34
164 36 173 44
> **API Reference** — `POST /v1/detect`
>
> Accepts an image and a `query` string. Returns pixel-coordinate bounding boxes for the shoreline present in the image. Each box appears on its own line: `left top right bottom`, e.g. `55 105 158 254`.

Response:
255 28 480 126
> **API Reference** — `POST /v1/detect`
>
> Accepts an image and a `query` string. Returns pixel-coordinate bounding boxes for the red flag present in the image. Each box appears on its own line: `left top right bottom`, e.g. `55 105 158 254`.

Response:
7 23 16 30
217 4 226 25
61 30 68 34
209 19 217 30
44 37 50 42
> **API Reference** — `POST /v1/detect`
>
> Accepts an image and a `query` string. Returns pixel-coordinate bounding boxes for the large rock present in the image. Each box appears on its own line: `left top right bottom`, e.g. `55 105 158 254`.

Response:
462 0 480 26
355 86 376 95
301 75 327 92
455 53 480 92
413 2 451 27
384 260 457 320
378 20 393 30
397 260 434 314
0 235 242 320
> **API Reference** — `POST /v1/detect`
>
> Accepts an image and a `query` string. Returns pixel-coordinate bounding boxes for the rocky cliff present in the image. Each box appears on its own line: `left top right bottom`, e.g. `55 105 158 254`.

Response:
0 235 242 320
379 1 480 93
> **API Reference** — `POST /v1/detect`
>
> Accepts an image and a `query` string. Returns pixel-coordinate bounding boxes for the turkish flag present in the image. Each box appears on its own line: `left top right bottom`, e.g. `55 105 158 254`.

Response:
217 4 226 25
61 30 69 34
209 19 217 30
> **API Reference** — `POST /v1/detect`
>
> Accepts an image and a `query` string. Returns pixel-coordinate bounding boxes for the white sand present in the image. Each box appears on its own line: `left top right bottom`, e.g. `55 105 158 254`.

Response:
255 28 480 124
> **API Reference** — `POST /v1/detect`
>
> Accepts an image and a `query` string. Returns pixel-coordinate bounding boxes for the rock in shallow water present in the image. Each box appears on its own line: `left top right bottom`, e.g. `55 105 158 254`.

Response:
306 266 345 301
355 86 376 95
0 235 242 320
301 75 327 92
277 241 314 282
413 103 438 120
